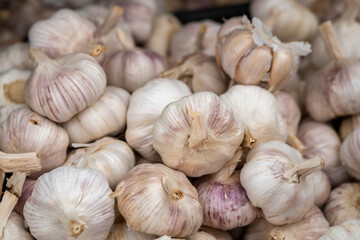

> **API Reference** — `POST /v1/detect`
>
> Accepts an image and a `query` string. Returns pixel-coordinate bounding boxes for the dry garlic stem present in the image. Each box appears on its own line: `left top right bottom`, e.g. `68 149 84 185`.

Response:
0 152 40 173
0 191 18 238
112 164 202 237
153 92 244 177
0 42 34 73
126 78 191 162
319 219 360 239
2 212 34 240
340 114 360 140
24 166 115 240
241 141 324 225
0 69 29 106
339 127 360 180
107 222 154 240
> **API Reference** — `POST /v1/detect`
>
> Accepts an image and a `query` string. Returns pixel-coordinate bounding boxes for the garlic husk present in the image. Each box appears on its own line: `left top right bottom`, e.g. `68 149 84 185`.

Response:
62 86 129 143
340 114 360 140
189 227 232 240
0 68 30 106
65 137 135 190
2 212 33 240
0 107 69 178
324 183 360 226
250 0 318 42
171 20 220 62
107 222 154 240
160 53 229 95
319 219 360 239
112 163 202 237
14 178 36 218
24 49 106 123
339 127 360 179
125 78 191 162
243 218 274 240
220 85 287 149
153 91 244 177
307 171 331 207
241 141 324 225
0 43 34 73
24 166 115 240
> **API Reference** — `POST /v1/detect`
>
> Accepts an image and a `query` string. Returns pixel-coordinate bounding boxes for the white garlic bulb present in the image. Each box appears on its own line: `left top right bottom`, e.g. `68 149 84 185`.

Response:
153 91 244 177
0 107 69 178
243 218 274 240
189 227 232 240
221 85 287 148
319 219 360 239
241 141 324 225
63 87 129 143
0 43 34 73
340 114 360 140
24 49 106 123
0 103 27 124
307 171 331 207
77 4 109 27
324 183 360 226
107 222 154 240
282 75 306 112
339 127 360 180
250 0 318 42
24 166 115 240
65 137 135 190
0 68 30 106
126 78 191 162
2 212 34 240
112 163 202 237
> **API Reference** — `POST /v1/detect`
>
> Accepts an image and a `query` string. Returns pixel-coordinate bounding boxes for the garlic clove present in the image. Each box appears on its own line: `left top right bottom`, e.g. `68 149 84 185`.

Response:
319 219 360 239
339 126 360 180
24 166 115 240
107 222 154 240
339 114 360 140
2 212 34 240
24 49 106 123
112 163 203 237
0 68 30 106
0 43 34 73
268 47 294 92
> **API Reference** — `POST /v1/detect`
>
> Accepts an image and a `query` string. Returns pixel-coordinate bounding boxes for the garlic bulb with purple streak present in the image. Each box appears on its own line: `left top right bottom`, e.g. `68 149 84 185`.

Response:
339 127 360 180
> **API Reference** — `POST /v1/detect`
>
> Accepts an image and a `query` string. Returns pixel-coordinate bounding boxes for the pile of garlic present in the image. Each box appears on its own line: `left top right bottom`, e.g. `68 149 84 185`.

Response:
2 1 360 239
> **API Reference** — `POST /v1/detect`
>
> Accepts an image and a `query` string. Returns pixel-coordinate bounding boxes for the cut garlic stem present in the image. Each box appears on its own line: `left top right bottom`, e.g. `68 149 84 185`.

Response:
4 79 26 104
0 191 18 238
6 172 26 197
78 43 106 57
319 21 345 60
283 156 325 183
161 175 184 201
116 28 136 50
70 219 85 238
188 111 207 149
287 132 307 155
195 24 207 52
242 130 257 149
29 48 56 67
0 151 40 173
100 6 123 36
212 147 242 182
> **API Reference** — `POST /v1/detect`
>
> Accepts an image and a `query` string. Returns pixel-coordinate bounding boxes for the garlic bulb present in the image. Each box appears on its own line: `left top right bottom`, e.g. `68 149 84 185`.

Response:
319 219 360 240
0 68 30 106
0 108 69 178
216 16 311 91
77 4 109 27
241 141 324 225
153 91 244 177
306 22 360 122
0 103 26 124
63 87 129 143
307 171 331 207
340 126 360 179
0 43 33 73
243 218 274 240
107 222 154 240
14 178 36 218
2 212 34 240
324 183 360 226
250 0 318 42
160 53 228 95
189 227 232 240
24 166 115 240
340 114 360 140
24 49 106 123
112 163 202 237
65 137 135 190
282 75 306 112
171 20 220 62
220 85 287 149
126 78 191 162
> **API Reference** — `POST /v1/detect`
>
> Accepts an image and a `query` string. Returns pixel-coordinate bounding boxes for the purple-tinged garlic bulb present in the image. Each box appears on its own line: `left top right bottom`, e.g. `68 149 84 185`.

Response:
153 92 244 177
241 141 324 225
24 49 106 123
319 219 360 239
308 171 331 207
339 127 360 180
126 78 191 162
112 163 202 237
14 178 36 218
0 108 69 178
107 222 154 240
0 43 34 73
2 212 34 240
340 114 360 140
216 16 311 91
24 166 115 240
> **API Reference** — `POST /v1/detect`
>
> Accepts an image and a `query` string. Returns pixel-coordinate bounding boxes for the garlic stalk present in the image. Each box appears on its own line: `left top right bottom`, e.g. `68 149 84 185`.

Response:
107 222 154 240
0 151 40 173
340 114 360 140
0 43 34 73
2 212 34 240
0 69 29 106
339 127 360 180
24 166 115 240
111 163 203 237
319 219 360 239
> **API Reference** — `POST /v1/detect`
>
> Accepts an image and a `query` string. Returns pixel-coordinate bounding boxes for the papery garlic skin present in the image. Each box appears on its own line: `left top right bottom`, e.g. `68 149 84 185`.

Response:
324 183 360 226
14 178 36 218
0 68 30 106
29 9 96 57
153 91 244 177
102 49 167 93
340 114 360 140
0 108 69 178
0 43 34 73
24 49 106 123
319 219 360 240
2 212 34 240
308 171 331 207
114 164 202 237
63 87 129 143
339 127 360 180
240 141 322 225
24 166 115 240
243 218 273 240
107 222 154 240
126 78 191 162
189 227 232 240
65 137 135 190
221 85 287 148
0 103 27 124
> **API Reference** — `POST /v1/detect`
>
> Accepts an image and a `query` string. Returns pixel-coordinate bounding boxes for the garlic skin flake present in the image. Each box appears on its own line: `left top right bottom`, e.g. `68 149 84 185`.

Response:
240 141 324 225
113 163 202 237
340 114 360 140
153 91 244 177
126 78 191 162
107 222 154 240
339 127 360 180
2 212 34 240
0 108 69 178
319 219 360 240
0 43 34 73
24 166 115 240
24 49 106 123
65 137 135 190
0 68 30 106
